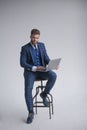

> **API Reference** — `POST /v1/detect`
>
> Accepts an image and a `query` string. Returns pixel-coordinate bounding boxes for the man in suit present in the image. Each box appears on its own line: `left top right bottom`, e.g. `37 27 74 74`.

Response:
20 29 57 124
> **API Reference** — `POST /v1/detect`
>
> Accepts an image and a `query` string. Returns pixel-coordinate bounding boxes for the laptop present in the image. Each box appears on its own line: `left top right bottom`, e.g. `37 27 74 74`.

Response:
45 58 61 71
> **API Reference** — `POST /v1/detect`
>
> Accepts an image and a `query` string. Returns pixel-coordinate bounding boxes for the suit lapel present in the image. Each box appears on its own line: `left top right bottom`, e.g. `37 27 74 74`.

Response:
38 43 44 66
28 43 34 63
38 43 43 58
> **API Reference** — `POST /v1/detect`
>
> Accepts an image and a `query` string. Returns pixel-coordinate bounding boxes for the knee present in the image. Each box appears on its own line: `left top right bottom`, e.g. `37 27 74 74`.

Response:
50 71 57 80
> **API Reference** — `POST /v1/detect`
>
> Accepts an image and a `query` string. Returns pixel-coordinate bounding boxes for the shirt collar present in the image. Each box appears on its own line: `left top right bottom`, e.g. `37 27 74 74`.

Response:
30 42 38 49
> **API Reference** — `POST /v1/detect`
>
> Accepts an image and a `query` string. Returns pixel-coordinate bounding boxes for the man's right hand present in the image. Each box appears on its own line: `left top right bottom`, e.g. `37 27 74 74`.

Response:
36 66 46 71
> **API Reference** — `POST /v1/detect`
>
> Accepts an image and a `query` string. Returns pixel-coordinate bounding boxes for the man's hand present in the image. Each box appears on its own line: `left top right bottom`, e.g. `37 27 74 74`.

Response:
55 65 59 70
36 66 46 71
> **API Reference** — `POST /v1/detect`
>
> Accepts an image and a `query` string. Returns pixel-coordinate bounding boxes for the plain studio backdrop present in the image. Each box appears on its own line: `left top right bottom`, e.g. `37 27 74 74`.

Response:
0 0 87 130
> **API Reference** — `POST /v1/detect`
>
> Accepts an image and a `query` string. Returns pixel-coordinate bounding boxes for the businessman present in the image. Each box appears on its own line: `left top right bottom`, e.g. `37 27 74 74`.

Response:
20 29 57 124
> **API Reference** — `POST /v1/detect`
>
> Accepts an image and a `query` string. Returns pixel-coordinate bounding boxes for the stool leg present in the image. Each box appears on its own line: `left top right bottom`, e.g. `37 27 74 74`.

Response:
47 96 51 119
51 95 54 115
49 93 54 115
35 87 38 114
49 103 51 119
52 101 54 115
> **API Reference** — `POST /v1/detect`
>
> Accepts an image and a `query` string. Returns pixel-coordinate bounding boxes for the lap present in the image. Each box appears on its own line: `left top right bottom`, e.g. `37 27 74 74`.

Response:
24 70 57 81
36 70 57 80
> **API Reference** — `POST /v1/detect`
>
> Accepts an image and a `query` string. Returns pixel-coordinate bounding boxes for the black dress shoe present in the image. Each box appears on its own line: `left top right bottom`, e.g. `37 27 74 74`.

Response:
27 112 34 124
40 92 49 107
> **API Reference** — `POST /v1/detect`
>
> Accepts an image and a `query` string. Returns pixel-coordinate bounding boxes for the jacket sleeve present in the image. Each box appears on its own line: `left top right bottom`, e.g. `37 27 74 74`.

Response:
20 46 33 70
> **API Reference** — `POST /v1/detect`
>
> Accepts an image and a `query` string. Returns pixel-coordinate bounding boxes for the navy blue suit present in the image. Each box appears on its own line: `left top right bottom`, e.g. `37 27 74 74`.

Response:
20 42 50 70
20 42 57 113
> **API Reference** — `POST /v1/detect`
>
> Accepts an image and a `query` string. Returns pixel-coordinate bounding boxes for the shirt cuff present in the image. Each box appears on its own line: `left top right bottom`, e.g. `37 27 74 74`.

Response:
32 66 37 72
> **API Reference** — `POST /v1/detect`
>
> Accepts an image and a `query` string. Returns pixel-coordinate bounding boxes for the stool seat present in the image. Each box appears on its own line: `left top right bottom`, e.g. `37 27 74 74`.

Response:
33 79 54 119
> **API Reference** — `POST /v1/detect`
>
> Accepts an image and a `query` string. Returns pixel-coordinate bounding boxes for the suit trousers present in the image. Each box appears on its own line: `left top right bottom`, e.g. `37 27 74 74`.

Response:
24 70 57 113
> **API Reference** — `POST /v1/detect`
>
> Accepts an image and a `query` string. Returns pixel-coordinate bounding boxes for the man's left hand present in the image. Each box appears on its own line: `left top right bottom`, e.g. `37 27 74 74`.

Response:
56 66 59 70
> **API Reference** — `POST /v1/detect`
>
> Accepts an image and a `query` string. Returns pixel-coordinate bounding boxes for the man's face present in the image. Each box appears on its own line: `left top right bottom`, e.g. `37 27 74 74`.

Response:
30 34 40 45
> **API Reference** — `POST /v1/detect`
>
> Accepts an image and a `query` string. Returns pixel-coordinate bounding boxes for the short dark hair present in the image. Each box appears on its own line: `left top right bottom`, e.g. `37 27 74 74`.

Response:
31 29 40 35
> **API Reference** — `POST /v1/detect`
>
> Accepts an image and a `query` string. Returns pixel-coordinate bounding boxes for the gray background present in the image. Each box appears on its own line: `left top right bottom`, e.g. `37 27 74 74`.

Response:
0 0 87 130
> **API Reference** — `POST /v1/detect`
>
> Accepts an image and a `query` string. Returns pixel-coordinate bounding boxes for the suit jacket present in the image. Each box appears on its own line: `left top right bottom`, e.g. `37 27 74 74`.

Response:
20 42 50 71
